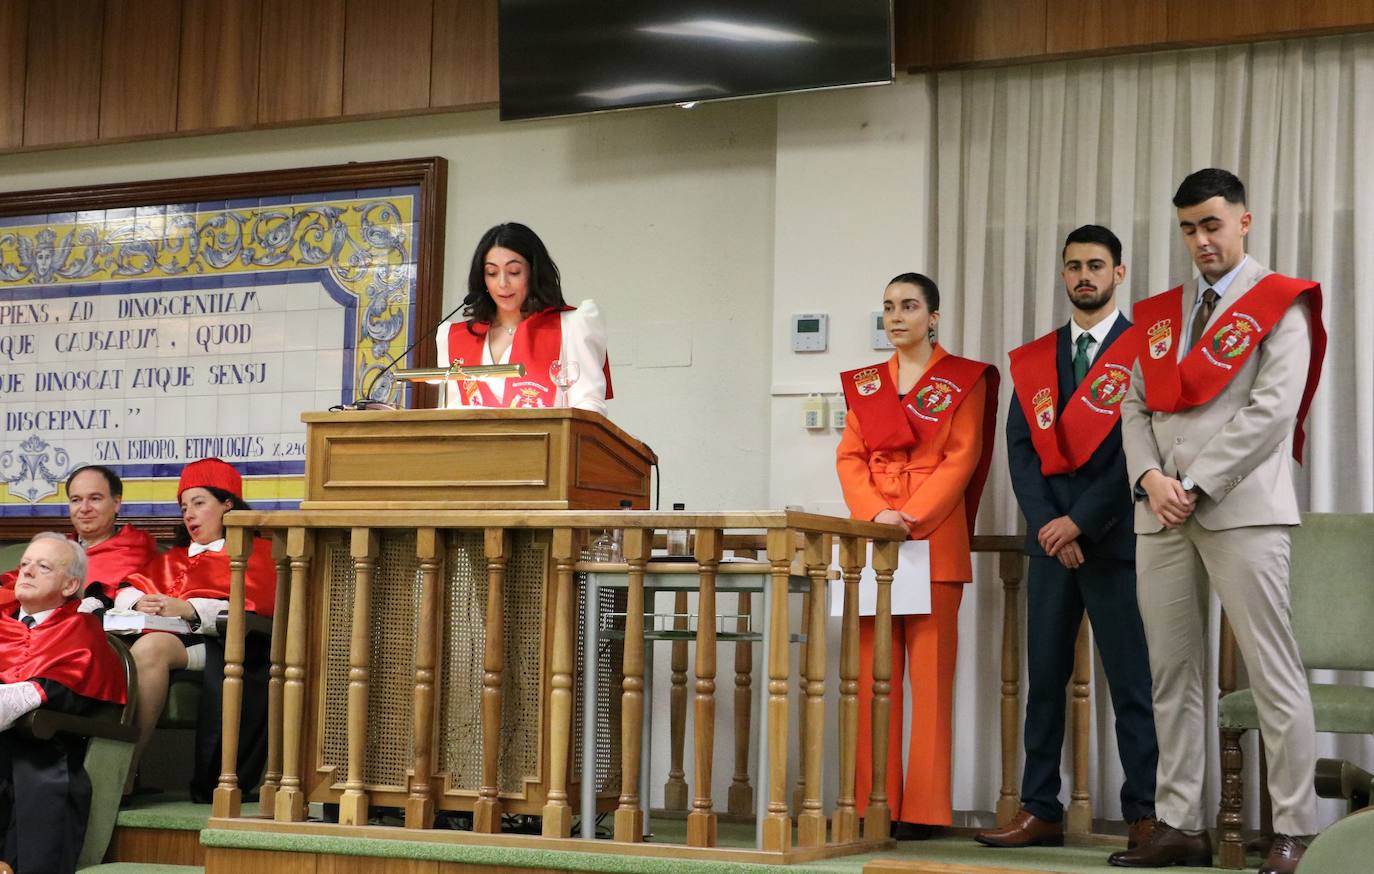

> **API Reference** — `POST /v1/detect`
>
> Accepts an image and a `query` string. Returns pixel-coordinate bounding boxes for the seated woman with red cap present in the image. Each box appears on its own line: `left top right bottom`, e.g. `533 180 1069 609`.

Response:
113 458 276 798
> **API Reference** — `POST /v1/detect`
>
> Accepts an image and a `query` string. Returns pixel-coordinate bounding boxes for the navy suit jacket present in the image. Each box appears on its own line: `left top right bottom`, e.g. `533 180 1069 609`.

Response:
1006 315 1135 561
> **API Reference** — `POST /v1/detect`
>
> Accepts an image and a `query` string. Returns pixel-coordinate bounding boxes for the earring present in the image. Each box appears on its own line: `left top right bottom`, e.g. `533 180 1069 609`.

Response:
928 327 937 343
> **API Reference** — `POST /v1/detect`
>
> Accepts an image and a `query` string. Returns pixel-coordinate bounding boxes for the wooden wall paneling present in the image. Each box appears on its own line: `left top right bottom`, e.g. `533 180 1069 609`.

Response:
929 0 1048 67
893 0 934 71
1046 0 1168 54
343 0 433 116
1299 0 1374 28
1168 0 1301 44
258 0 345 124
178 0 261 132
23 0 104 147
430 0 498 109
99 0 181 140
0 0 26 149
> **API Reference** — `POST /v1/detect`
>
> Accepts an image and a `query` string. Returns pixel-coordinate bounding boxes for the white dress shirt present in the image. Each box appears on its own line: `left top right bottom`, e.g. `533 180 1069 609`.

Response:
16 607 57 627
1069 306 1122 368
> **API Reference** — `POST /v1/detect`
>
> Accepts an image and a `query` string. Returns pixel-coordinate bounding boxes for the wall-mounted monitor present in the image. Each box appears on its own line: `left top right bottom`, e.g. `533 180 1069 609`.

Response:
498 1 894 121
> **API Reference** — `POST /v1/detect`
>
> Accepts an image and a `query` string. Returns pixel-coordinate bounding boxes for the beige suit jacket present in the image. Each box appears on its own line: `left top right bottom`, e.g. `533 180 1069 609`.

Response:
1121 258 1314 534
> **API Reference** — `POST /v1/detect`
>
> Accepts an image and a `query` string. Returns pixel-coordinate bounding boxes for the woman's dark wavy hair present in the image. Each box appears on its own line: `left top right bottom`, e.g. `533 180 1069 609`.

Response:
462 223 568 330
173 486 252 548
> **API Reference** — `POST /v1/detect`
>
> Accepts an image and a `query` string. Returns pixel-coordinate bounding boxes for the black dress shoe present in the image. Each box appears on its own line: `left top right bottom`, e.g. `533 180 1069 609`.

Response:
1108 819 1212 867
891 821 935 841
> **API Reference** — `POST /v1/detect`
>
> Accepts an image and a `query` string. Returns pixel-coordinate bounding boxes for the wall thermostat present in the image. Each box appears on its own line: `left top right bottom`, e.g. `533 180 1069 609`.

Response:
790 312 829 352
871 311 893 350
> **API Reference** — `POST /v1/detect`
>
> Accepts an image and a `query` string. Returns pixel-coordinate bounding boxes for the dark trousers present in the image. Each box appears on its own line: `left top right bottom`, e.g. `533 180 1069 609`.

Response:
0 682 95 874
190 632 270 803
1021 556 1157 823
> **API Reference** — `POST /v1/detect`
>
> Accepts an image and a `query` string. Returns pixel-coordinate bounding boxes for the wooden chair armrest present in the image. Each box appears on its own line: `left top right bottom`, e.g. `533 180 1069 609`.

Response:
12 709 139 744
213 609 274 639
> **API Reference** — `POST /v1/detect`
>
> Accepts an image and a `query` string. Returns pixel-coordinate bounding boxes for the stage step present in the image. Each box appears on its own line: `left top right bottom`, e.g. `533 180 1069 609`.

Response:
85 866 203 873
106 796 210 867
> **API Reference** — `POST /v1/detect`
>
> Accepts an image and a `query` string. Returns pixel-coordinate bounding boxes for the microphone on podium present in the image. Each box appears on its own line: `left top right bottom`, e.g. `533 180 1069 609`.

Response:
342 301 466 410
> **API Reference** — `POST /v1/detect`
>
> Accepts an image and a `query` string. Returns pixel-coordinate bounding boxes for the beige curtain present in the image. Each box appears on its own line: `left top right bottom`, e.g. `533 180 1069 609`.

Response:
930 33 1374 824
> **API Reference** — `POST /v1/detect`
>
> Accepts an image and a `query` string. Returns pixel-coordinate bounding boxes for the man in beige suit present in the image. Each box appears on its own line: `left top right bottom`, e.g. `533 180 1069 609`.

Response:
1111 169 1325 874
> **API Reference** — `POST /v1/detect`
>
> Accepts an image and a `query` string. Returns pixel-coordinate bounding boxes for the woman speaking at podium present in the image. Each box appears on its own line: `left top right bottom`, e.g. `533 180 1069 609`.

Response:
435 222 611 412
835 273 997 839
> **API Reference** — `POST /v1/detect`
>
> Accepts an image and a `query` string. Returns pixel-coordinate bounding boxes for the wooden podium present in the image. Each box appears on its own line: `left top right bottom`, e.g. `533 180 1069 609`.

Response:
300 408 656 509
288 408 653 820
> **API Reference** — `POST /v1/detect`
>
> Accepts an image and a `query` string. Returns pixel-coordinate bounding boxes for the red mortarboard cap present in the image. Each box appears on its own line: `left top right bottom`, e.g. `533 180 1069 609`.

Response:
177 457 243 500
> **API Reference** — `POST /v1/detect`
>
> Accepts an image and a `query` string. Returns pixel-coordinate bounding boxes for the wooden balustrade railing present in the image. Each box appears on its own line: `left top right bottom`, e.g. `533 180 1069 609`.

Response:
211 513 1115 851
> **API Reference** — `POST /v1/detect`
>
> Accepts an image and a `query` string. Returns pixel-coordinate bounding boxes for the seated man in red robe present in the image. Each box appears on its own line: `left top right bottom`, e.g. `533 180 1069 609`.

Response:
0 465 158 612
0 533 128 874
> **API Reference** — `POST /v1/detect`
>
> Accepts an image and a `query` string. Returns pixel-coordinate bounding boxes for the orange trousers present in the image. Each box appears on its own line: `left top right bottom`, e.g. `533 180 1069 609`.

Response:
854 581 964 825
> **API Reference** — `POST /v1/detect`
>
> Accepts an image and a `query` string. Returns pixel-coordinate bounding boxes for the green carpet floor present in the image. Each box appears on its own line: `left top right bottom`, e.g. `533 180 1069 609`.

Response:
116 797 1236 874
84 865 202 873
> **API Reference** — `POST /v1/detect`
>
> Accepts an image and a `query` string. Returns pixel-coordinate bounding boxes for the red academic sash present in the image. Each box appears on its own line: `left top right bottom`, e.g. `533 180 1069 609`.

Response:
841 352 1000 528
125 538 279 617
1009 324 1141 476
446 306 614 408
1133 274 1326 459
0 601 127 704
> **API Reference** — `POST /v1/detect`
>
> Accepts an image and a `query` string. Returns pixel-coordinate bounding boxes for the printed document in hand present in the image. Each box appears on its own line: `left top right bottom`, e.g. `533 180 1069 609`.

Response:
104 609 193 634
829 540 930 617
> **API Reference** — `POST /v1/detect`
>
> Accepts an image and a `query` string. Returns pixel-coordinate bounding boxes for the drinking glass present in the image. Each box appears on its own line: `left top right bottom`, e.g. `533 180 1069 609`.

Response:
549 359 580 407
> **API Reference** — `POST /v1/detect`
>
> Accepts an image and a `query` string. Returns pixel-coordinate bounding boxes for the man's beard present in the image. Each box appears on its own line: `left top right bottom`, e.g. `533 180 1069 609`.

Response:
1069 285 1114 313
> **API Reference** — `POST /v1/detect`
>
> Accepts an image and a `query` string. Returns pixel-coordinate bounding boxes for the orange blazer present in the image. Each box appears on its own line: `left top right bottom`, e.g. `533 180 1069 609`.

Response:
836 347 988 583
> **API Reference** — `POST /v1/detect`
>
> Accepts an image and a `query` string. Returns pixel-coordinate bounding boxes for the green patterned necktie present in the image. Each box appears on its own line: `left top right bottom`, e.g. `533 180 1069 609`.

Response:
1073 332 1092 385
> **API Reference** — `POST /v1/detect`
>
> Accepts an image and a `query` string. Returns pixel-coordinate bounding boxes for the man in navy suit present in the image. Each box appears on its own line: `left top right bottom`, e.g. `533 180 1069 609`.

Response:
976 225 1158 852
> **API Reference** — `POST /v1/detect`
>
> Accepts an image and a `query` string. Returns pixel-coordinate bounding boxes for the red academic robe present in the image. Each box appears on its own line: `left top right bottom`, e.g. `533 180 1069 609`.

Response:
124 539 278 617
0 525 159 608
0 601 126 704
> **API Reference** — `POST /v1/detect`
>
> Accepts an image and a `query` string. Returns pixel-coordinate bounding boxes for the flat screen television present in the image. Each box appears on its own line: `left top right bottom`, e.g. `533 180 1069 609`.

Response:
498 1 894 121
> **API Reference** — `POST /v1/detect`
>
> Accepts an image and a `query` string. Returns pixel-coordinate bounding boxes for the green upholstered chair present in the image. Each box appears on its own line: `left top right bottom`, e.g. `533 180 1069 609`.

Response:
1298 807 1374 873
1216 513 1374 868
0 542 27 574
12 633 139 870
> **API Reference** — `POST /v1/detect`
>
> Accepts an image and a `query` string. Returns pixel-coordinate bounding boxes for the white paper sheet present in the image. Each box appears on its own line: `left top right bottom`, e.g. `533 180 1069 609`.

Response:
829 539 930 617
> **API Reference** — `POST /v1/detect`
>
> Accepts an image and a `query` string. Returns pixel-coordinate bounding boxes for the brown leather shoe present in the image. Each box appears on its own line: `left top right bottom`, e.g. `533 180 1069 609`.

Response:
1128 815 1157 849
975 809 1064 848
1258 834 1306 874
1108 819 1212 867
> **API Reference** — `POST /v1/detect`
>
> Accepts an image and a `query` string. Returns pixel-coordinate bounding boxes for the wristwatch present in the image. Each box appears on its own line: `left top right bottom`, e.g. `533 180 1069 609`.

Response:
1180 475 1197 492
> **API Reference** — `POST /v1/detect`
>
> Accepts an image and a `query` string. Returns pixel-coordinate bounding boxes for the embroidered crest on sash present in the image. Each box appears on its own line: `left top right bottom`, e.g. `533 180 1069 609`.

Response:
1087 364 1131 410
915 378 958 415
852 367 882 397
1032 388 1055 430
1206 312 1259 367
509 381 548 408
1148 319 1173 359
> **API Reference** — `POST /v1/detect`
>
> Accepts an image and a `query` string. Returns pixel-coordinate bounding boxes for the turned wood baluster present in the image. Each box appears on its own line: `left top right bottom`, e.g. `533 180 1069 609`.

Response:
541 528 577 837
798 532 830 847
832 536 863 844
613 528 651 842
687 529 722 847
665 591 691 811
212 527 253 818
259 532 290 817
996 550 1025 826
406 528 442 829
275 528 312 823
473 527 509 833
793 583 811 817
863 539 898 841
727 588 754 817
1067 616 1093 835
339 528 378 825
762 528 793 851
1217 613 1245 869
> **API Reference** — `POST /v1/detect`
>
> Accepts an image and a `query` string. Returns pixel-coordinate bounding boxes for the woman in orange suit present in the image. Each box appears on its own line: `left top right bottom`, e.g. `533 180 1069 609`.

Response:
836 273 998 839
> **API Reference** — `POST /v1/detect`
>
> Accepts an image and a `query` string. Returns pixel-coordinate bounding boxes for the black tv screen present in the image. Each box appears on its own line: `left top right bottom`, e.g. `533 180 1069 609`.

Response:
498 1 894 121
